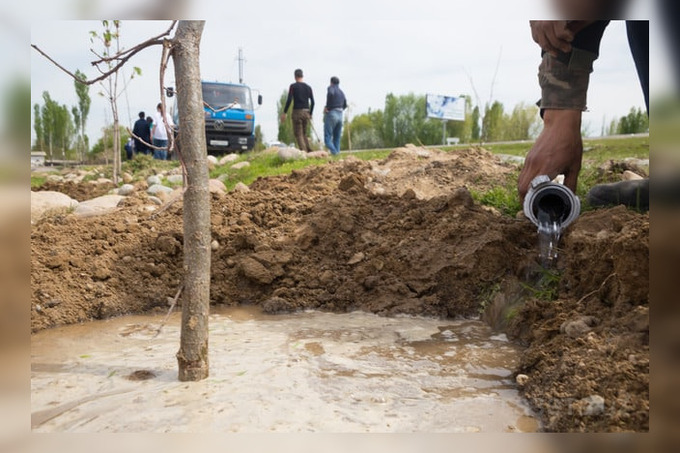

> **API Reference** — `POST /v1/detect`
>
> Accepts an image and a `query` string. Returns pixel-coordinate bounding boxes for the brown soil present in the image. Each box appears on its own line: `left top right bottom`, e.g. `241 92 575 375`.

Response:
30 146 648 432
36 180 116 202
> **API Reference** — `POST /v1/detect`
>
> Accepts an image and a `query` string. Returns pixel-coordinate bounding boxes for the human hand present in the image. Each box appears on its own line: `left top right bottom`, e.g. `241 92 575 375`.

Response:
518 109 583 202
529 21 575 56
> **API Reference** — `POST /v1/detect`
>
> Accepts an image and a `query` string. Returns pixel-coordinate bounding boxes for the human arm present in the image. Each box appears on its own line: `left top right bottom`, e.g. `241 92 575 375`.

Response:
281 86 293 121
309 87 315 116
517 109 583 201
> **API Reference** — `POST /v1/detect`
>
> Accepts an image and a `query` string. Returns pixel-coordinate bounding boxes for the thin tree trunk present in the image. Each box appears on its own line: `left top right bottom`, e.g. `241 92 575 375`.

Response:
173 20 210 382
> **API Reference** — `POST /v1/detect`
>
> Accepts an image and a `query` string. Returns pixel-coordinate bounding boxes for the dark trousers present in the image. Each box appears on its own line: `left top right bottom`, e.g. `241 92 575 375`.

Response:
572 20 648 113
292 109 312 152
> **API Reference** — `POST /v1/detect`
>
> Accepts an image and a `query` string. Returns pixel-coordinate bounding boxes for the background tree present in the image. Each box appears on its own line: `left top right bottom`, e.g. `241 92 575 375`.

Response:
616 106 649 134
481 100 504 142
382 93 441 147
276 90 294 145
253 124 265 151
503 102 541 141
470 105 481 141
33 104 43 151
342 108 384 150
36 91 75 160
73 69 91 162
89 124 130 164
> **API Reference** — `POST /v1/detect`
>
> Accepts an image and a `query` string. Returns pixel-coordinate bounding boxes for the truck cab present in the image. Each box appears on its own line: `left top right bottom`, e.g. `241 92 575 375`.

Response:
173 81 262 154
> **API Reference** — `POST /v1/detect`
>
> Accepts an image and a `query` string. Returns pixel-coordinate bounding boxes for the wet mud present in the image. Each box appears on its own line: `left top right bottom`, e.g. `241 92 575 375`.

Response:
31 146 649 432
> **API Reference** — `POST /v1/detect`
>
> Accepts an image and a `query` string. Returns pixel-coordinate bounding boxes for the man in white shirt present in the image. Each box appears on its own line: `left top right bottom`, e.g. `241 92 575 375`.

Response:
151 102 175 160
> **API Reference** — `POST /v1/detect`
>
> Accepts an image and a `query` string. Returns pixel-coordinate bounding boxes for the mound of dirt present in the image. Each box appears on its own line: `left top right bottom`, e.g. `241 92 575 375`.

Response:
30 146 648 432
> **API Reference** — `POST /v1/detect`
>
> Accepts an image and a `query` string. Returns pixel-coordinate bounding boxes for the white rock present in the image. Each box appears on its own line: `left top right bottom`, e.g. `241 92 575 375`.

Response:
231 161 250 170
233 182 250 193
278 147 307 162
166 174 184 185
206 155 219 165
211 240 220 251
516 374 529 386
307 150 330 159
30 191 79 224
73 194 125 218
118 184 135 196
46 175 64 183
208 179 227 194
146 175 162 186
582 395 605 416
622 170 644 181
219 154 239 165
147 184 174 196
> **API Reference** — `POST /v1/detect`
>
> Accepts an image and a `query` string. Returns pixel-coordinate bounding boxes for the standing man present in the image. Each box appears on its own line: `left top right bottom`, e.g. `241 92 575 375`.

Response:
281 69 315 152
151 102 174 160
323 76 347 155
517 18 649 210
132 111 150 155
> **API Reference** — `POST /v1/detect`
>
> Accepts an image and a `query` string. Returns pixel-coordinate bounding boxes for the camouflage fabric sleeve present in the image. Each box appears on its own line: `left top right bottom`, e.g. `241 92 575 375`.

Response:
537 47 598 112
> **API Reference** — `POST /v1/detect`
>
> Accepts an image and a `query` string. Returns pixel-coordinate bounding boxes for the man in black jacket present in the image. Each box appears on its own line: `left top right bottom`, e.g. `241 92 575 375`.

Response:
132 111 151 156
323 76 347 155
281 69 315 152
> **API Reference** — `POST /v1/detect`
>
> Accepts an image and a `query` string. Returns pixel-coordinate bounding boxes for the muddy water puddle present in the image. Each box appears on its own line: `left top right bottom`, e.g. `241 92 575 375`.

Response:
31 307 539 432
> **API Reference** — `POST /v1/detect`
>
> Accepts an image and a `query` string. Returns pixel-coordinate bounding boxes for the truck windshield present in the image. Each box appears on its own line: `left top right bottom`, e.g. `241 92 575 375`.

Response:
202 83 253 111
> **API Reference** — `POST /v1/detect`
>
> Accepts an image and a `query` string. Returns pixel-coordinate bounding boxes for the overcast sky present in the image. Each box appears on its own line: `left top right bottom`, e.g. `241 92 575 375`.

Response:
28 2 661 147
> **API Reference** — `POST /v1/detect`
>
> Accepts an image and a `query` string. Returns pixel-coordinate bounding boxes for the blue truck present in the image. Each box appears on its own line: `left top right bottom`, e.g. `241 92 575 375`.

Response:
172 81 262 154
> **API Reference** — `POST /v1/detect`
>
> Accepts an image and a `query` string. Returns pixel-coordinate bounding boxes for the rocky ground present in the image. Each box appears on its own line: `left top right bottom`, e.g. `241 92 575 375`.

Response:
30 145 649 432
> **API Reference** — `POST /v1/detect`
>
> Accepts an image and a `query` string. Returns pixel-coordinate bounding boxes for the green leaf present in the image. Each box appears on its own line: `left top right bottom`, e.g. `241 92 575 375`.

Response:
133 67 142 76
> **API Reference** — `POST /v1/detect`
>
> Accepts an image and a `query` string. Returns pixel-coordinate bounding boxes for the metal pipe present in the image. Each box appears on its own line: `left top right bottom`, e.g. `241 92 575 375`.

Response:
523 175 581 229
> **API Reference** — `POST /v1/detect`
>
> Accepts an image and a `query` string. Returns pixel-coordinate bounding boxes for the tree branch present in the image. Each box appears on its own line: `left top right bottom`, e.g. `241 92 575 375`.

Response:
31 21 178 86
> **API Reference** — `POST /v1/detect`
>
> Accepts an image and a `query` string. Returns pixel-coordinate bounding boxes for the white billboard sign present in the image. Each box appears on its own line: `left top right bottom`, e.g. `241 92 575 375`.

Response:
426 94 466 121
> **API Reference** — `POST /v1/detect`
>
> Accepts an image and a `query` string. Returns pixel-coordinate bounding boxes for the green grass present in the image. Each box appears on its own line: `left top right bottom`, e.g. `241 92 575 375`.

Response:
521 267 562 301
209 150 338 191
31 174 48 188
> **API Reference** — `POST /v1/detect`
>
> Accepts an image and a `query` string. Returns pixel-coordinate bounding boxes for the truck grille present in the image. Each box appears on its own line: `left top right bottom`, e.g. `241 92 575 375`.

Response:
206 119 252 134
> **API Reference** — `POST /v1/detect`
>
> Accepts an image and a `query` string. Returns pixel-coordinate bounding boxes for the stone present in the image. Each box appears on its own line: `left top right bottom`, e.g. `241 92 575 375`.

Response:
622 170 643 181
31 191 79 224
516 374 529 387
278 147 306 162
166 174 184 185
208 179 227 194
233 182 250 193
231 161 251 170
118 184 135 196
146 175 162 186
347 252 365 265
147 184 174 196
219 154 239 165
306 150 329 159
207 155 219 165
581 395 605 416
73 195 125 218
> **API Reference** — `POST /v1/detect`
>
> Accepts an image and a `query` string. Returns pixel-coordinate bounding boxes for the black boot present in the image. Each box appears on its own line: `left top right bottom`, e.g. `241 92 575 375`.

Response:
586 179 649 212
